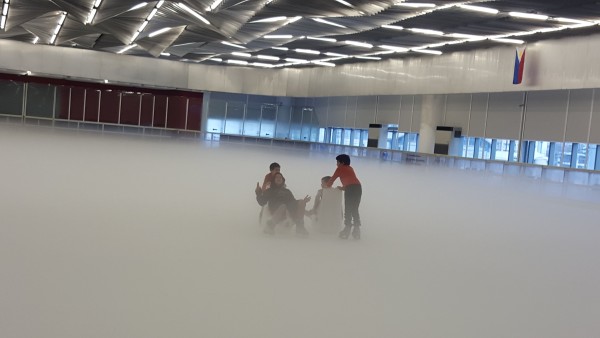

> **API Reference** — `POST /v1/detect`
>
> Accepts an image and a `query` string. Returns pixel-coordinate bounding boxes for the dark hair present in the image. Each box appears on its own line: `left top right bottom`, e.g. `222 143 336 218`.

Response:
335 154 351 165
321 176 331 182
269 162 280 171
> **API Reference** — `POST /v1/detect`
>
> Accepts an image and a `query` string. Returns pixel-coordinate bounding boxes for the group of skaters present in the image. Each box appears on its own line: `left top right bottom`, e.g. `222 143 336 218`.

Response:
254 154 363 240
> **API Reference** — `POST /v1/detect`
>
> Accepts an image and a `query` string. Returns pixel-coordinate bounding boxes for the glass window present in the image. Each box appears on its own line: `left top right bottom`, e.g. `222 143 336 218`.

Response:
224 101 244 135
206 98 226 133
360 130 368 147
533 141 550 165
0 79 24 116
406 133 419 152
274 105 289 139
289 106 302 140
318 128 326 143
342 129 352 145
300 107 313 142
26 83 55 118
243 103 261 137
587 144 598 170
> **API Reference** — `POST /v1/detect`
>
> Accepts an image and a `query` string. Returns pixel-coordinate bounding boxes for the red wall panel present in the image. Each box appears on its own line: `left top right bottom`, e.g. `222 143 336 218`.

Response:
99 90 120 124
154 95 167 128
167 96 187 130
69 87 85 121
187 97 202 131
120 92 141 125
55 86 70 119
85 89 100 122
140 94 153 126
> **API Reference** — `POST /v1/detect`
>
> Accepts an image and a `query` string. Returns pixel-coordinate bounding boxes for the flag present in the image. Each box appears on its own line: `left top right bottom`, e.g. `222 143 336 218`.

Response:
512 47 526 85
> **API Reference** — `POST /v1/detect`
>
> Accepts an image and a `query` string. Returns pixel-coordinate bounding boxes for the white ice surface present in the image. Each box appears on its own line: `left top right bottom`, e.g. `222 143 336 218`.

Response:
1 125 599 338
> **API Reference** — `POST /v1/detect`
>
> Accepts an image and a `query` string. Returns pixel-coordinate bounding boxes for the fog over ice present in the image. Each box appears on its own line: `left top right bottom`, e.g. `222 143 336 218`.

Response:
1 125 599 338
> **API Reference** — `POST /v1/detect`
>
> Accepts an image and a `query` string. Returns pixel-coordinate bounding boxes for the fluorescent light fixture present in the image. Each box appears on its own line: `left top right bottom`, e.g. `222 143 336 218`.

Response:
382 24 404 30
0 15 5 30
295 48 320 54
252 62 274 68
491 38 524 44
231 51 251 57
555 17 594 25
104 79 108 83
148 27 171 37
509 12 548 21
396 3 436 8
26 71 31 75
335 0 354 8
160 52 171 56
409 28 444 35
2 3 8 15
86 8 97 24
312 61 336 67
285 58 308 63
227 59 248 65
447 33 485 40
94 0 102 7
207 58 222 62
131 31 140 41
130 2 148 11
58 12 67 25
138 20 148 31
156 0 164 8
221 41 247 49
257 54 280 60
117 44 137 54
264 34 293 39
379 45 408 52
354 56 381 60
206 0 223 11
457 4 498 14
177 3 211 25
306 36 336 42
33 36 39 44
325 52 348 57
271 46 288 50
412 48 442 55
251 16 287 23
50 34 57 44
288 16 302 23
147 8 158 20
344 40 373 48
312 18 347 28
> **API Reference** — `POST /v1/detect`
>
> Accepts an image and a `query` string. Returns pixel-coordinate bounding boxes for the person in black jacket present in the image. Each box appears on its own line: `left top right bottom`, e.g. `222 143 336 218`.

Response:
255 172 310 235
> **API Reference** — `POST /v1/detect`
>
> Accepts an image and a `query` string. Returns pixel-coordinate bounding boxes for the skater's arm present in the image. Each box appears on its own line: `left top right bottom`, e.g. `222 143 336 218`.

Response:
255 183 269 206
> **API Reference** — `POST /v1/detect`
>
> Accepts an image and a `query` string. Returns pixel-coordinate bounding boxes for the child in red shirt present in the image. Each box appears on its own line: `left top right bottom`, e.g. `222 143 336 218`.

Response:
326 154 362 239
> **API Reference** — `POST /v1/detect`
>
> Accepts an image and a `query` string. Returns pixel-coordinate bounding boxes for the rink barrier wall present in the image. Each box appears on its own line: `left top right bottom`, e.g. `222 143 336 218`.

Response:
3 116 600 190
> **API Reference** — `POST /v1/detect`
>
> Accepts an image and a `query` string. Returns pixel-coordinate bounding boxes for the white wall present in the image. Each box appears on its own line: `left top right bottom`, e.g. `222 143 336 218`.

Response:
3 32 600 96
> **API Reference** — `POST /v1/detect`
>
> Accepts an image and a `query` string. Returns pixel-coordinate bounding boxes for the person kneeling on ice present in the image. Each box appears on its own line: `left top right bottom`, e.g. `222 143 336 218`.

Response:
255 172 310 236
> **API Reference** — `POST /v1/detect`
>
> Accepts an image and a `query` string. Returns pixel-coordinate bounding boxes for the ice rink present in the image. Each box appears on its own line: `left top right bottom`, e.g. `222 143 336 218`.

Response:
2 125 599 338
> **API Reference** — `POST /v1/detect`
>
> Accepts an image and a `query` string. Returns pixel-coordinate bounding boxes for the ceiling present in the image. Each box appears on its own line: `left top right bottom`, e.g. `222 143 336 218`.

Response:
1 0 600 69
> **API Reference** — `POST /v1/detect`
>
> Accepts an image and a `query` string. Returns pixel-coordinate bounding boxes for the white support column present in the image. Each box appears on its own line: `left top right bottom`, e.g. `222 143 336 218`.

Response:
418 94 444 154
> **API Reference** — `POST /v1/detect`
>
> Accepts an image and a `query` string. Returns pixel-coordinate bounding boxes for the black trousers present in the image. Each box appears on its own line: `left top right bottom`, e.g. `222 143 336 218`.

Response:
344 184 362 227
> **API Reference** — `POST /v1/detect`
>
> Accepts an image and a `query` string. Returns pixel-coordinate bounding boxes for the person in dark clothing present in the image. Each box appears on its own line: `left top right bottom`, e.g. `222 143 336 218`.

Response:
326 154 362 239
255 172 310 235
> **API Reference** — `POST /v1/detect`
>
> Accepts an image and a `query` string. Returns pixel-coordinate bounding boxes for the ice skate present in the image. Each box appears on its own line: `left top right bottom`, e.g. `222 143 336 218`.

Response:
351 226 360 240
339 226 351 239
